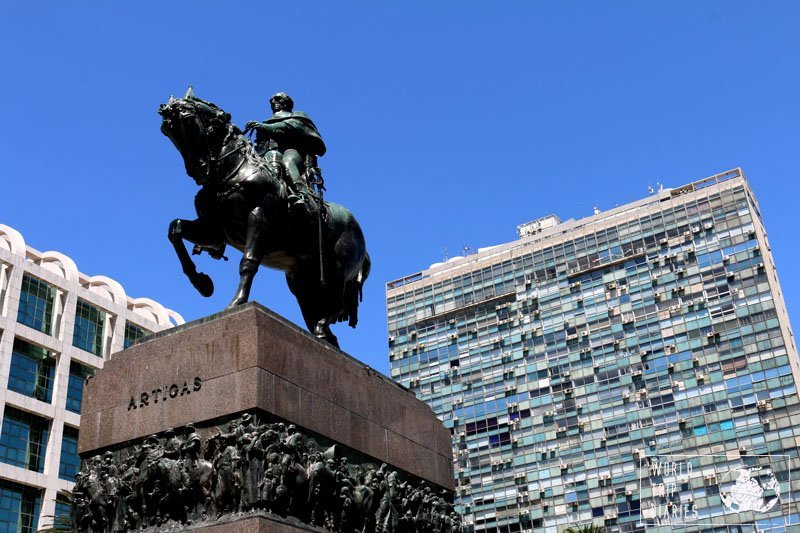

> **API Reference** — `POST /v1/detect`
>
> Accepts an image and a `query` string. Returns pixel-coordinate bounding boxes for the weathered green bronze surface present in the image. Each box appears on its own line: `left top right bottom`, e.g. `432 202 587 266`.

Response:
74 415 460 533
159 88 370 347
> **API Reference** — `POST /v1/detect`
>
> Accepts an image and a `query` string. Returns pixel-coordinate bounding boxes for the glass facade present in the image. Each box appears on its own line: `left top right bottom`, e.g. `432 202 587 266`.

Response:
58 426 79 482
0 407 49 473
52 495 71 530
72 299 105 356
387 172 800 532
16 274 55 335
124 320 149 349
0 480 40 533
0 223 181 531
66 362 93 415
8 338 55 403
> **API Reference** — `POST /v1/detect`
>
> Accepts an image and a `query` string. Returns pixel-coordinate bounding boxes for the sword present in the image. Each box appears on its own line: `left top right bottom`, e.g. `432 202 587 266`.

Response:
306 158 326 287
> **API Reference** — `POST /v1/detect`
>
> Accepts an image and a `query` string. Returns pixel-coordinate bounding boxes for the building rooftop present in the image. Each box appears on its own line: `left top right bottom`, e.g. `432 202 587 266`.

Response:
387 168 748 291
0 224 183 328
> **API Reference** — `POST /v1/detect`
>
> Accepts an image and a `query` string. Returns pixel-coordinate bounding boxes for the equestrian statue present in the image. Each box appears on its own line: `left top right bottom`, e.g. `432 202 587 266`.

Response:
159 87 370 348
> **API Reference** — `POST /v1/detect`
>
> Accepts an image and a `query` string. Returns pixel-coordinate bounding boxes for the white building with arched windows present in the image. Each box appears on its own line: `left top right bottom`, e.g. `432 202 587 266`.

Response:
0 223 183 531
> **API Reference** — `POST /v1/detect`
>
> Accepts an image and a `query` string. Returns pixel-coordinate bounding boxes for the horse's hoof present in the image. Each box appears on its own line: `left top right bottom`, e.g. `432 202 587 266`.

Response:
226 297 247 309
191 273 214 297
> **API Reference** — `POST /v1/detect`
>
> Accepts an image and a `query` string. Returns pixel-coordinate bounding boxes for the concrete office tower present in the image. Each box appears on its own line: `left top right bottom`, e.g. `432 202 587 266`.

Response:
0 224 183 531
386 169 800 532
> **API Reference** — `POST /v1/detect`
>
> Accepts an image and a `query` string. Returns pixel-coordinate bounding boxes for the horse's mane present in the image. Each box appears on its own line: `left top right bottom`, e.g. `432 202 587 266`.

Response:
189 95 225 114
186 95 274 180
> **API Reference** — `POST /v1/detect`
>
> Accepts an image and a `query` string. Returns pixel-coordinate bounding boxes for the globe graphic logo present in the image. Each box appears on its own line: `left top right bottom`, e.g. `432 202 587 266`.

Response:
720 466 780 514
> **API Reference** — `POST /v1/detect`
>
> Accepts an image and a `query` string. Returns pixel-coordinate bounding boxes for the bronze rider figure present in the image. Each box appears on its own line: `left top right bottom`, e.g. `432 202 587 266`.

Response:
244 92 326 217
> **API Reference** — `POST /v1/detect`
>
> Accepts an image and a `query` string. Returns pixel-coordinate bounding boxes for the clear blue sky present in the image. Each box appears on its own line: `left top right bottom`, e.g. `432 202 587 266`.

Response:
2 2 799 374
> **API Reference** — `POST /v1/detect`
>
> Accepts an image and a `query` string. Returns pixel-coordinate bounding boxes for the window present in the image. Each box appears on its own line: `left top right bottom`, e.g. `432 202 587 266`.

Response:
66 362 94 415
0 407 49 473
124 321 149 349
16 274 55 335
0 480 41 533
8 339 55 403
52 495 71 531
58 426 79 482
72 299 106 356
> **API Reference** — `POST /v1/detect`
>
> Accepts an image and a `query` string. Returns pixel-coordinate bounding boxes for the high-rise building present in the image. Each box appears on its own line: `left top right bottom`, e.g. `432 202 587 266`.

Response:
386 169 800 532
0 224 183 531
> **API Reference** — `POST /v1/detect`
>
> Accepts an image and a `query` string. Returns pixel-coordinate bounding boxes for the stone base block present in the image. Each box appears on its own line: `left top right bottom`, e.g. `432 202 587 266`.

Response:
75 303 456 532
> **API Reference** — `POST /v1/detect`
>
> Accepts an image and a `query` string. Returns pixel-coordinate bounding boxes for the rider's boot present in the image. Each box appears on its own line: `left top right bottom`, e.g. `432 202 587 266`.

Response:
287 176 318 224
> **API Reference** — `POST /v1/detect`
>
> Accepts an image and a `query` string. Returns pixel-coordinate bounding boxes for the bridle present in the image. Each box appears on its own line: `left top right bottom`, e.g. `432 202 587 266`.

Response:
176 100 247 185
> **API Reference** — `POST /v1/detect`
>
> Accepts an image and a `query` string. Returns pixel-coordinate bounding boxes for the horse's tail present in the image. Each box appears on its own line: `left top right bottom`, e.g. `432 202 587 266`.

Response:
343 252 371 328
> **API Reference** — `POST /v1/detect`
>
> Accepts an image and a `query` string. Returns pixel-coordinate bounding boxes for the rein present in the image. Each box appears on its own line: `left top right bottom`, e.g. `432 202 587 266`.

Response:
213 135 248 184
178 102 277 199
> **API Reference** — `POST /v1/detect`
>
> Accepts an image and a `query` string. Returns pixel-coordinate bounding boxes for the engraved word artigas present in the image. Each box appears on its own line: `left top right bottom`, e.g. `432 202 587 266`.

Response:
128 377 202 411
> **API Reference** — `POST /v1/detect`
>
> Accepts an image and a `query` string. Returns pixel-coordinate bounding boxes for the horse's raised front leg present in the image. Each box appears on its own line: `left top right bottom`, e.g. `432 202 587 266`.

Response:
168 218 216 297
228 207 267 308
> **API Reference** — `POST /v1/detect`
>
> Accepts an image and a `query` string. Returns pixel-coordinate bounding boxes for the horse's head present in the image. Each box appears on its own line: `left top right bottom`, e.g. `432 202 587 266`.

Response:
159 87 233 185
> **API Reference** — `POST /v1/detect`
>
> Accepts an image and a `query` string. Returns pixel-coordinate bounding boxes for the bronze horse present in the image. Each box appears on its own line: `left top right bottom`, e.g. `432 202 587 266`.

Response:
159 89 370 347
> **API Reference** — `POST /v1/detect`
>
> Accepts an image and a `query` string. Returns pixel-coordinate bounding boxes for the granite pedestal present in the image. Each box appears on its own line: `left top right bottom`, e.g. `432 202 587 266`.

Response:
77 302 454 531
